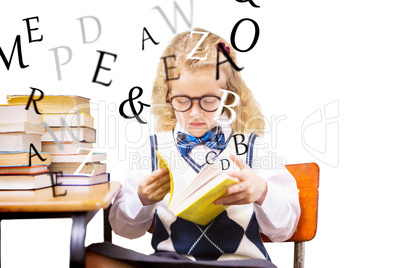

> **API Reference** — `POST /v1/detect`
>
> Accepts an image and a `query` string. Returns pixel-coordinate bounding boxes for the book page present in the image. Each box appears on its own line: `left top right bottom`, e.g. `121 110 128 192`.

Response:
170 156 238 209
170 173 238 219
155 150 187 207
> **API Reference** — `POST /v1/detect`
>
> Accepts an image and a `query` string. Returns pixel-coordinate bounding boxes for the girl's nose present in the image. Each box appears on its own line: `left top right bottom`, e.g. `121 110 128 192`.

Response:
189 100 203 116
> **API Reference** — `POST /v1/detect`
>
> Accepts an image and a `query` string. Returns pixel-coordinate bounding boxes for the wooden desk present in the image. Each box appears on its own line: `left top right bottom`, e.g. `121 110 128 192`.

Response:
0 181 121 268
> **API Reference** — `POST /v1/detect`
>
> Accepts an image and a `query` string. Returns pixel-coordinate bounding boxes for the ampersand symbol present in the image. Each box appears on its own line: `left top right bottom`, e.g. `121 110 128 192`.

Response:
235 0 260 8
119 86 150 124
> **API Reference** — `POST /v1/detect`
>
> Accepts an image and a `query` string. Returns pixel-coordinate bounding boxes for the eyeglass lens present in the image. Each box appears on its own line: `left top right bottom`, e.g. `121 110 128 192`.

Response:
171 96 220 112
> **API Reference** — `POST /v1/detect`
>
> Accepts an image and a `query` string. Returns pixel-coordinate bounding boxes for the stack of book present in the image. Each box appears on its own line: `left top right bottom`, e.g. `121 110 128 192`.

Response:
0 104 52 190
7 95 109 186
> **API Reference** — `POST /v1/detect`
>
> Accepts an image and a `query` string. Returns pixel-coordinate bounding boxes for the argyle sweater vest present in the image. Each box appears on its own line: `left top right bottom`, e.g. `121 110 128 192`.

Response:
148 131 270 261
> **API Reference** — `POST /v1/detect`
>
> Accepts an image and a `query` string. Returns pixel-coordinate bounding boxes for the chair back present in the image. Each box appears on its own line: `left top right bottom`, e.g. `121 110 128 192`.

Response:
262 162 320 243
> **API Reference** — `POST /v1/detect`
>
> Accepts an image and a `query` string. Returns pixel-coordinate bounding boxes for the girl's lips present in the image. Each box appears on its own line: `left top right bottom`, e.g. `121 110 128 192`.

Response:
189 122 205 127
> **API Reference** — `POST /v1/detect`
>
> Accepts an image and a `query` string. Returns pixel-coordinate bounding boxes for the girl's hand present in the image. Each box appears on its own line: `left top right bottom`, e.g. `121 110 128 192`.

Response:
214 154 267 206
138 168 171 206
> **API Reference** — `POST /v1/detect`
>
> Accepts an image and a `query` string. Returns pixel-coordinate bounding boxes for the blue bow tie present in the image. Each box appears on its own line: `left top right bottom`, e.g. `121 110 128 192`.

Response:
177 126 226 156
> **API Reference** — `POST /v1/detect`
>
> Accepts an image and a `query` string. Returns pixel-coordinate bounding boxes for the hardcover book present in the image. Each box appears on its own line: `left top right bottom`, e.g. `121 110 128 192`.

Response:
156 150 238 226
43 113 94 128
50 152 106 163
0 165 48 174
0 132 43 152
7 95 91 115
42 126 96 143
0 151 51 167
49 162 106 176
56 172 110 186
0 104 43 124
0 172 53 190
42 141 92 154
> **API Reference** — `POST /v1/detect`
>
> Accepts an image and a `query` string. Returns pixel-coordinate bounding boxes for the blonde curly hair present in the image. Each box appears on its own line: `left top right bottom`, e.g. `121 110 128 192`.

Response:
151 28 265 137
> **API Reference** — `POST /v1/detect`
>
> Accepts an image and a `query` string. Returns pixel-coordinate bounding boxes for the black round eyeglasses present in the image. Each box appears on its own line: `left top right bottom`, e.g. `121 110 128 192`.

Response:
166 95 221 112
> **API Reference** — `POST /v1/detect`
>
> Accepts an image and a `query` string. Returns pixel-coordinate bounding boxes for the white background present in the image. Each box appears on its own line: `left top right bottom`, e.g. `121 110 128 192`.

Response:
1 0 402 267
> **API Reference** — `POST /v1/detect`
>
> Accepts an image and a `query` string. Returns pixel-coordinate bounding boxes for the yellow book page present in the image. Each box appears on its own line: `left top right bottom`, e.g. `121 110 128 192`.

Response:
155 150 174 206
176 178 236 226
7 95 90 114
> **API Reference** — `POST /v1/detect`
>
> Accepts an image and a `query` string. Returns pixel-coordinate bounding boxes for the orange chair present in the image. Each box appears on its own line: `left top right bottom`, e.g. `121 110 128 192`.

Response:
103 162 319 268
261 162 319 268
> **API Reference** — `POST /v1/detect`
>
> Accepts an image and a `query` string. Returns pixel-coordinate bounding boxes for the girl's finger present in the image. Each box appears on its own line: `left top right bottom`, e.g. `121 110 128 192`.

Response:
226 181 246 194
227 170 247 182
153 183 170 196
221 198 248 206
148 168 169 182
230 154 248 170
148 176 170 192
214 191 245 206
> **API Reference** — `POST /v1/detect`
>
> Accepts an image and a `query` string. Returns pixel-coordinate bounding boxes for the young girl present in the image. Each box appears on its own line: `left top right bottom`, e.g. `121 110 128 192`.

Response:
86 28 301 268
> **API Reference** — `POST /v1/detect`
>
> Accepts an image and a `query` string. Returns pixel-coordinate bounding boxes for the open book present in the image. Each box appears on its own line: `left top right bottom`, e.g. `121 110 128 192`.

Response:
156 150 238 226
